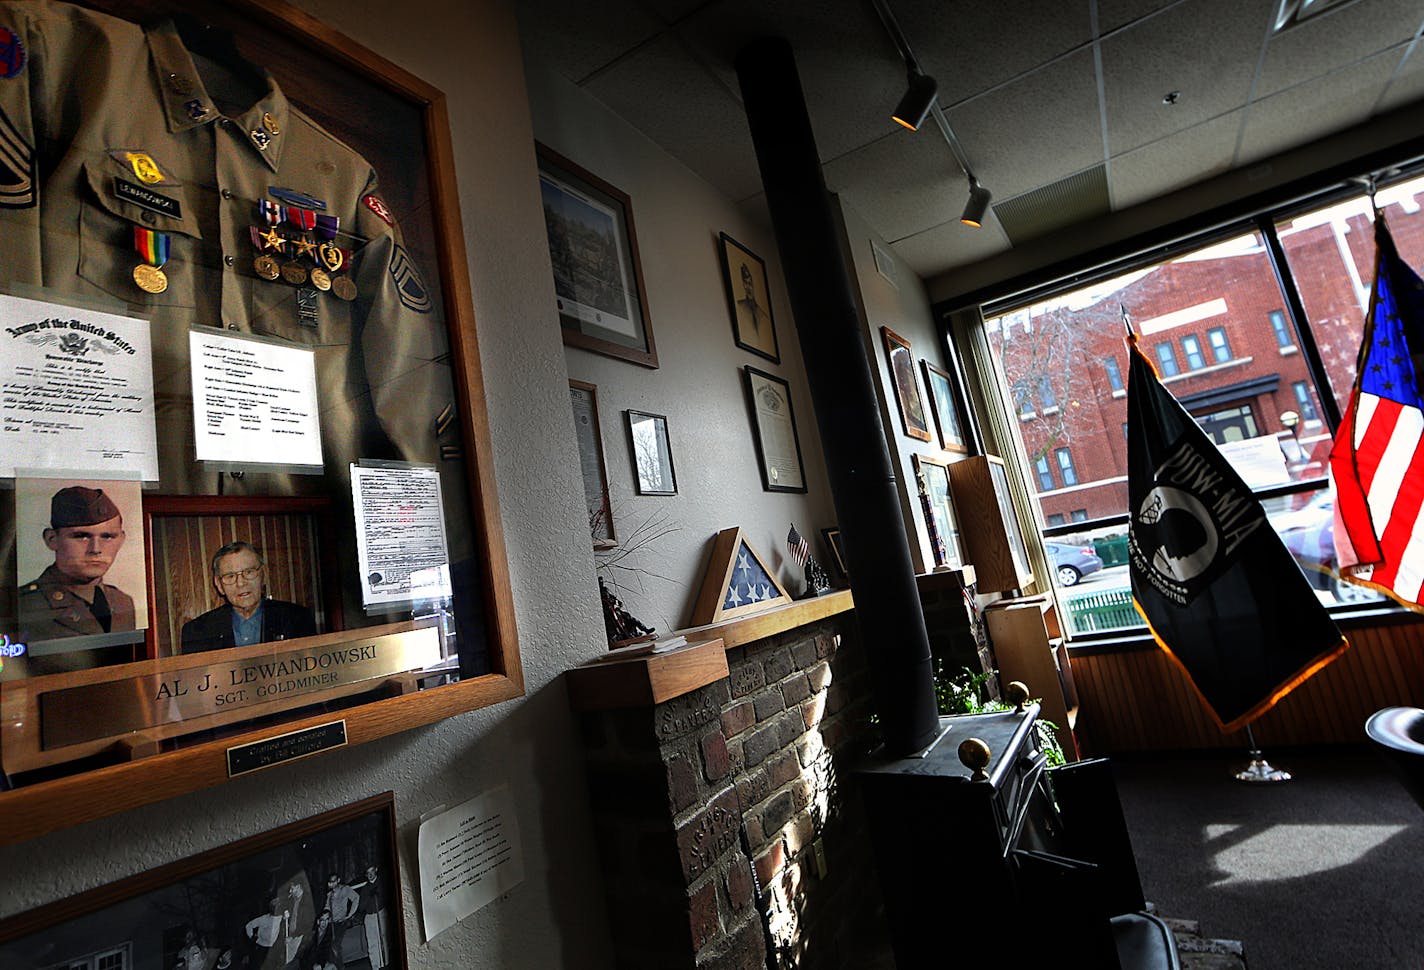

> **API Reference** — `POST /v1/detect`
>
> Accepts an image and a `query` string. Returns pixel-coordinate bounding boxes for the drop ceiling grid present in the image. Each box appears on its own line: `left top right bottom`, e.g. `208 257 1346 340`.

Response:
1253 0 1424 99
514 0 668 83
1110 110 1244 210
888 215 1013 279
823 129 970 242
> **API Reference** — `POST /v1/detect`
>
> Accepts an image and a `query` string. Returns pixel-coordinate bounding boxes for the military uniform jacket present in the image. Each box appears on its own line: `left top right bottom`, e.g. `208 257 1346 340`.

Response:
18 563 136 643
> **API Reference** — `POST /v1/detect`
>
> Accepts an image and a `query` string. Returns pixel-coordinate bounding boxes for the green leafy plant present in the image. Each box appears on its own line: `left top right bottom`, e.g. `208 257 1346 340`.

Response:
934 660 1065 767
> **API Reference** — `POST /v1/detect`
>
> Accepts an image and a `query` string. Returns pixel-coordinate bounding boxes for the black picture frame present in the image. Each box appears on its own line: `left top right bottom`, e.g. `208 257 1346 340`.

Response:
921 359 970 454
537 143 658 368
0 792 407 970
821 526 848 583
625 409 677 496
718 232 780 364
913 453 963 569
744 366 808 494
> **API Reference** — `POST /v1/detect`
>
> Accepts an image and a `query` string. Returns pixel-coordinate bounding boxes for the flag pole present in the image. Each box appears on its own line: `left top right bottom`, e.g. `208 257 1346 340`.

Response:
1234 722 1292 783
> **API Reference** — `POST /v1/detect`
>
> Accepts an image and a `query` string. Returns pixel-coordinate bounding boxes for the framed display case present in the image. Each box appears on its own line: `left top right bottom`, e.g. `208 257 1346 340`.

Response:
0 0 521 845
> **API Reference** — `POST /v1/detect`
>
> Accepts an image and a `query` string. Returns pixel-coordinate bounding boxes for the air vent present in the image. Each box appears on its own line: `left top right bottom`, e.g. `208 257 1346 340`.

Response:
992 165 1110 246
1274 0 1362 32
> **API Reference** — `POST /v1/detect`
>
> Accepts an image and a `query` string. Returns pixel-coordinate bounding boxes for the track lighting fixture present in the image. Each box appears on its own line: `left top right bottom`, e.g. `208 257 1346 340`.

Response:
960 178 992 228
891 68 937 131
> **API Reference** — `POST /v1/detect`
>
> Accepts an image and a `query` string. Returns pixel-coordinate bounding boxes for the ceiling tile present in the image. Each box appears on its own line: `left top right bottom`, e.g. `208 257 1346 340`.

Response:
583 33 767 200
1375 44 1424 113
893 0 1093 104
1110 110 1242 209
1101 0 1273 155
946 49 1103 200
1256 0 1422 99
890 218 1012 278
1237 50 1401 165
823 129 968 241
1097 0 1185 34
514 0 668 83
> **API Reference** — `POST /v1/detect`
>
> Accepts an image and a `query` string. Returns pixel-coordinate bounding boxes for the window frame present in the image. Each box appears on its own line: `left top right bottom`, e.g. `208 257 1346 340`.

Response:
1207 326 1232 363
1155 341 1181 376
1181 334 1206 370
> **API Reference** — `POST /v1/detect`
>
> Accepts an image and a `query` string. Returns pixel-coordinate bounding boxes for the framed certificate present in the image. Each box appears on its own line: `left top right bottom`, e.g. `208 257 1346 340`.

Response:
744 366 808 494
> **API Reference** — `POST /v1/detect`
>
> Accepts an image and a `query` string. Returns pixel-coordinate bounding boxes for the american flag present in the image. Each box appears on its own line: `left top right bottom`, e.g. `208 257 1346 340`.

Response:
1330 217 1424 610
787 524 809 569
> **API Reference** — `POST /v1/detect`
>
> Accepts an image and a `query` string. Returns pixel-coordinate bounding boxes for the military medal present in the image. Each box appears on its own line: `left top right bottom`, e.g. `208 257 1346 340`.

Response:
287 207 317 232
132 227 170 294
280 262 308 285
318 242 347 273
258 226 286 253
296 287 319 328
315 214 340 240
309 267 332 291
259 199 287 225
331 276 358 301
254 255 280 280
293 236 318 260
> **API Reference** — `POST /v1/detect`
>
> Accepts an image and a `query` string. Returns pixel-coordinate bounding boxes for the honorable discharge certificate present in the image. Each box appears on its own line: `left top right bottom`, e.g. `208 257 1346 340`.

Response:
351 463 453 607
189 328 323 469
0 294 159 480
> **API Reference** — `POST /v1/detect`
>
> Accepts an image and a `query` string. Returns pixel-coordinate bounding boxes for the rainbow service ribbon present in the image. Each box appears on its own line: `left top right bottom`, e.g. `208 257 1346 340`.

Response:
133 226 170 266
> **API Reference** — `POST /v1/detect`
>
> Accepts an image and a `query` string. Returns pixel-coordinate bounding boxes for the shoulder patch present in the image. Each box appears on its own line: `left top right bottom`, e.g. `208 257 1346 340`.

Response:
389 245 432 314
0 27 23 79
0 104 34 209
362 194 393 225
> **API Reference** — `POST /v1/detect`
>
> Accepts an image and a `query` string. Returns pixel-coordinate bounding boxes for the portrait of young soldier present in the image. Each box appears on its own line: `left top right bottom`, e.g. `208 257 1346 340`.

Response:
180 541 316 653
18 486 137 643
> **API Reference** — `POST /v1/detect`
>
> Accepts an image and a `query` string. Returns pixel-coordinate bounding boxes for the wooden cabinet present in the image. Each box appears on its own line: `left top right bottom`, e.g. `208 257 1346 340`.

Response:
984 594 1080 760
946 455 1034 593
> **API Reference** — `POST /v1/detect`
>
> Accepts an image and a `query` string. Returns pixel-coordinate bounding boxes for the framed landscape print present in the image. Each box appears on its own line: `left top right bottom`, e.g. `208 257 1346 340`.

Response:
881 327 932 441
921 360 970 454
537 144 658 368
719 232 780 364
0 792 406 970
744 366 808 493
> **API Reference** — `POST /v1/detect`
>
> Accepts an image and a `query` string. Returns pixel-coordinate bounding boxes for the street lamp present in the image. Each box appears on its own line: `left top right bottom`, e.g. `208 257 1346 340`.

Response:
1279 409 1302 463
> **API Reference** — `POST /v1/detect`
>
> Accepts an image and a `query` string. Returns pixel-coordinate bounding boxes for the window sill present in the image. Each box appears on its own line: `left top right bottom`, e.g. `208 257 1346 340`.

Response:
1162 355 1254 384
1279 345 1299 355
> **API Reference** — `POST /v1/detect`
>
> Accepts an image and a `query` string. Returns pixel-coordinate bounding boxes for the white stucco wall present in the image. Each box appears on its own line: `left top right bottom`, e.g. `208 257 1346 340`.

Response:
0 0 617 967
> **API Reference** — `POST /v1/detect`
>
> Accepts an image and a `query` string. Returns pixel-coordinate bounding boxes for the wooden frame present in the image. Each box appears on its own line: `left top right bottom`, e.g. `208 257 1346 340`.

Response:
744 366 808 494
947 455 1034 593
912 454 962 569
0 0 523 846
821 526 848 584
537 143 658 368
718 232 780 364
625 409 677 496
690 527 793 625
921 359 970 454
141 495 344 659
881 327 932 442
570 380 615 546
0 792 407 970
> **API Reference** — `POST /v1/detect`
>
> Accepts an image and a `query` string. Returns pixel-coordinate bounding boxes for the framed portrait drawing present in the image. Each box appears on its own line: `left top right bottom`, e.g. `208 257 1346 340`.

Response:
0 792 406 970
537 144 658 368
570 380 615 546
913 454 962 569
625 410 677 496
0 0 523 845
719 232 780 364
880 327 932 442
921 360 970 454
744 366 808 493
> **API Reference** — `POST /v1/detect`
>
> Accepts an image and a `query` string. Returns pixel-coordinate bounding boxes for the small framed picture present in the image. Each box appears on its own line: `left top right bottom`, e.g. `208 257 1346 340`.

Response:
0 792 406 970
821 526 849 583
538 144 658 368
881 327 932 442
744 366 808 493
719 232 780 364
913 454 963 569
625 410 677 495
570 380 616 546
921 359 970 454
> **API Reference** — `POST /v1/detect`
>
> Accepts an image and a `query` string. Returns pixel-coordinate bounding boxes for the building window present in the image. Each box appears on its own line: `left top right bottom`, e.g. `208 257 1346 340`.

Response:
1207 327 1232 363
1047 512 1066 527
1293 381 1319 421
1195 404 1259 445
1038 375 1058 410
1181 334 1205 370
1070 509 1089 523
1055 447 1078 486
1156 342 1180 376
1035 454 1055 490
1104 356 1124 392
1269 309 1294 349
1013 379 1033 416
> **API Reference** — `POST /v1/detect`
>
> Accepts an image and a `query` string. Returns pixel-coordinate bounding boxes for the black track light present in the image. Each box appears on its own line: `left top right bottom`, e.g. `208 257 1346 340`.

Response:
891 69 937 131
960 178 992 228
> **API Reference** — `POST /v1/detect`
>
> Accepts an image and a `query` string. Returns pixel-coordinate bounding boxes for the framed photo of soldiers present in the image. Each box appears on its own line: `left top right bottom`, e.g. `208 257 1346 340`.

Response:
0 791 406 970
536 143 658 369
0 0 522 845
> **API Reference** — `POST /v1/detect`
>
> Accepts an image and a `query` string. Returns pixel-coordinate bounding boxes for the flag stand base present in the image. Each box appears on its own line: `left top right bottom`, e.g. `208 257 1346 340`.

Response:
1234 749 1292 783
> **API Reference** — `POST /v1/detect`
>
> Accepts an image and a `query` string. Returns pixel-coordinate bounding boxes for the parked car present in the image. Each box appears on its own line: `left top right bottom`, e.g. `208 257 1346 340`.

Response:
1046 541 1103 587
1270 491 1377 604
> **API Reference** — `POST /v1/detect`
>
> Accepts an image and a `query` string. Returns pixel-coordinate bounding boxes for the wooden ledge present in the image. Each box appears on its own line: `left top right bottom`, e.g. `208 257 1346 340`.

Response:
567 638 728 712
677 588 854 651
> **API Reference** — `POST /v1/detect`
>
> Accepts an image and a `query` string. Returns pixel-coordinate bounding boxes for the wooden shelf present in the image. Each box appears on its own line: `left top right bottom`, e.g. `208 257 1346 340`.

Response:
677 588 854 650
566 638 728 711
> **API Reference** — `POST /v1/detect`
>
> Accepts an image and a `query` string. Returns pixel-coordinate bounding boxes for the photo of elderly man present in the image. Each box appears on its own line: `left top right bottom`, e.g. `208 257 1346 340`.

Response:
180 541 316 653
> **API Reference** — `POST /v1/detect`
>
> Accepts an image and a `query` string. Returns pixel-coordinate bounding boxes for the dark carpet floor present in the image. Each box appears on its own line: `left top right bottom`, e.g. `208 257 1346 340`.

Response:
1114 747 1424 970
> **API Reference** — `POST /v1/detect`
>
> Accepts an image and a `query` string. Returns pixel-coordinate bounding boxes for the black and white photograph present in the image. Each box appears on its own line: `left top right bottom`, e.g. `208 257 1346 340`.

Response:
0 793 404 970
718 232 779 364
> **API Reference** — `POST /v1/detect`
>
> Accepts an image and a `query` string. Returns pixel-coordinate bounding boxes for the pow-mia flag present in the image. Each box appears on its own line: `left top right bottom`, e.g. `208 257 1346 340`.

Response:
1126 337 1347 732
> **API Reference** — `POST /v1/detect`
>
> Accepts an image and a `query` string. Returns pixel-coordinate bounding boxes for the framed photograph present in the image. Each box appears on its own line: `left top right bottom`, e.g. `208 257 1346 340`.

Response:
913 454 963 569
0 792 406 970
719 232 780 364
570 380 615 546
744 366 808 493
921 359 970 454
142 496 343 659
821 527 849 584
0 0 523 844
537 144 658 368
625 410 677 496
881 327 932 441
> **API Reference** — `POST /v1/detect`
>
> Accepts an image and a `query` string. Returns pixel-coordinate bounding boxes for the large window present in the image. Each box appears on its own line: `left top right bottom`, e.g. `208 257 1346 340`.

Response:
982 179 1419 637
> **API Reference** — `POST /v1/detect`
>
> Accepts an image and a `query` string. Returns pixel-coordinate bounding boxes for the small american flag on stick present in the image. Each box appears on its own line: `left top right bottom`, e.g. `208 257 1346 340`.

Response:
787 524 810 569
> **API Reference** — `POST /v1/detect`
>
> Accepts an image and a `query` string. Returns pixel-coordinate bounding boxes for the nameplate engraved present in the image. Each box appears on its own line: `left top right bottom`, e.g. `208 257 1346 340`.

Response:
227 720 347 777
